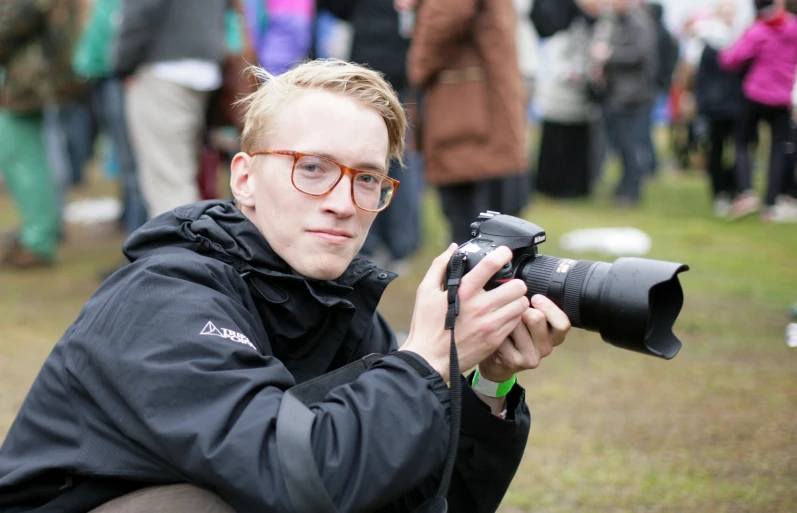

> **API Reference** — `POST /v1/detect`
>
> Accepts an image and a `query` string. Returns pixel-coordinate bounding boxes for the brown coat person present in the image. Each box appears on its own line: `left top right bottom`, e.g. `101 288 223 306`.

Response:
408 0 527 186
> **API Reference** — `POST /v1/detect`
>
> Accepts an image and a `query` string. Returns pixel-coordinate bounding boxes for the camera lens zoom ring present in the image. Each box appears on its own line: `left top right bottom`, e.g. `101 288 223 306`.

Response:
523 255 560 299
563 260 593 329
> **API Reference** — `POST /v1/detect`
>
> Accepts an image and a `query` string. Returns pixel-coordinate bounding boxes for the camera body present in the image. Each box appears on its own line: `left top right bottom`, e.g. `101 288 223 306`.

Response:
451 211 548 289
447 212 689 360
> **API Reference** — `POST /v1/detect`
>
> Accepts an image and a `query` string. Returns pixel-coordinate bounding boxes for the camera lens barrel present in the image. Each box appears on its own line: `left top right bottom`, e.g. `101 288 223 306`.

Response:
522 255 597 329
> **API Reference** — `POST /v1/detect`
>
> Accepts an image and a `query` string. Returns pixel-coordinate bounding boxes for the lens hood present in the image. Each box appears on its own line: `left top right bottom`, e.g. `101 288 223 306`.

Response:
597 258 689 359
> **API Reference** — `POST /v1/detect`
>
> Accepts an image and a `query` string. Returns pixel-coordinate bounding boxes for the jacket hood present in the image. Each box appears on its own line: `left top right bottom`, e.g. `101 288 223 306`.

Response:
122 200 381 287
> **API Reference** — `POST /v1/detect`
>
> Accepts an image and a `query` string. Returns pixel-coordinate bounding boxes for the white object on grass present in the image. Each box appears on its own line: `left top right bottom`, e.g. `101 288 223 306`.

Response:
558 227 652 256
64 197 122 225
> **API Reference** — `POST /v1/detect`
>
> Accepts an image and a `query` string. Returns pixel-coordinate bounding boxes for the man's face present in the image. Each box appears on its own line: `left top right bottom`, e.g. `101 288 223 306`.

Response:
235 90 389 280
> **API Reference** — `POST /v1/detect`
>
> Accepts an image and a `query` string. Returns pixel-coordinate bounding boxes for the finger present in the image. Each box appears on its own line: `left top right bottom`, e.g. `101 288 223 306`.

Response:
489 296 531 335
458 246 514 297
521 308 557 363
418 243 458 292
478 279 528 312
491 336 526 370
530 294 571 346
508 315 544 367
522 308 555 360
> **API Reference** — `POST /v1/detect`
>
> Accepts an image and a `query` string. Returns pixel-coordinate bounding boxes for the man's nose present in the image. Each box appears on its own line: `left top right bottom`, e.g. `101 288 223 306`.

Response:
320 175 357 216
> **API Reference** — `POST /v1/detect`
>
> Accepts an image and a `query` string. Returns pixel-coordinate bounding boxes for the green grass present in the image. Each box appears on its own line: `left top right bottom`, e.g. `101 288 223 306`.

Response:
1 149 796 512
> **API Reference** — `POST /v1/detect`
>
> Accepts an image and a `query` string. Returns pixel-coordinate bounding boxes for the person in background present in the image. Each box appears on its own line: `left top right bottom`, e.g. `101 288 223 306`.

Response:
590 0 658 207
692 0 745 218
409 0 529 244
72 0 148 234
720 0 797 222
535 0 598 199
115 0 227 219
318 0 424 274
644 2 680 176
0 0 84 269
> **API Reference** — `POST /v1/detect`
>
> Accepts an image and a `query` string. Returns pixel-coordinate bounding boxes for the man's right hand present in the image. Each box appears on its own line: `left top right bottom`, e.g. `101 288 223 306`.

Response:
400 244 530 382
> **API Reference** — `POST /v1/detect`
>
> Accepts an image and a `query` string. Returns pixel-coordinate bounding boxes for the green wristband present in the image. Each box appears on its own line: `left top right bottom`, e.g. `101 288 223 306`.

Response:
472 367 516 398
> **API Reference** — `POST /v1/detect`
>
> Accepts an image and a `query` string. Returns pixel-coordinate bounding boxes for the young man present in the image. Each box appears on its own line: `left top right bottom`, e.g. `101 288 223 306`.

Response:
0 60 570 512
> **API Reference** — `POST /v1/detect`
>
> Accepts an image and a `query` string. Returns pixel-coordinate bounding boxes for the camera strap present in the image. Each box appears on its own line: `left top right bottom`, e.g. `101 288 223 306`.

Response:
412 250 467 513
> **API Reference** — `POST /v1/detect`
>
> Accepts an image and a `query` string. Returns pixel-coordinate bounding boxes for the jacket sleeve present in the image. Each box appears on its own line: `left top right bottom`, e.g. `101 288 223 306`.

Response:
407 0 479 87
113 0 169 75
65 254 454 513
606 15 656 69
383 370 531 513
718 26 762 73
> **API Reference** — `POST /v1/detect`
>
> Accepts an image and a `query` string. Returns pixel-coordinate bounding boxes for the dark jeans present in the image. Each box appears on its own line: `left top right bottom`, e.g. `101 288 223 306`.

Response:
59 78 148 232
736 99 791 206
706 117 740 199
604 109 651 202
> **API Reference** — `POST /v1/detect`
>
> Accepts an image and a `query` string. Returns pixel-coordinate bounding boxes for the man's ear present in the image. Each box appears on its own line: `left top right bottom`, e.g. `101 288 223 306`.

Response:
230 152 256 208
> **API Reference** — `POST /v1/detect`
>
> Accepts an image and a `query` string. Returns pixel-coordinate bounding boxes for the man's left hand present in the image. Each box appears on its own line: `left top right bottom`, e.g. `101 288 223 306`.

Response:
477 294 571 384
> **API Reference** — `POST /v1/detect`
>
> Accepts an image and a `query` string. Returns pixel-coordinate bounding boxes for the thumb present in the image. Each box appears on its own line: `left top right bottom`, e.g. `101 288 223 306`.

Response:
418 243 458 292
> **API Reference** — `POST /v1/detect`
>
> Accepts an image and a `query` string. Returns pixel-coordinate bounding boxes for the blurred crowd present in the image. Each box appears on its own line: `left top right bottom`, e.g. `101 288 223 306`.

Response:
1 0 796 273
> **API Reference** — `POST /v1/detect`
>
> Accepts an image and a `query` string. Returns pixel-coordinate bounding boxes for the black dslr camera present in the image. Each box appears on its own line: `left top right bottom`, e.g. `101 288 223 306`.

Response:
447 212 690 359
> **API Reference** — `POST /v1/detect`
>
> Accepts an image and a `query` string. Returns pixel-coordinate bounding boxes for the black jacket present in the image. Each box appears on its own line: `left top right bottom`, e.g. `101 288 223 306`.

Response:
319 0 411 90
696 45 744 120
0 201 530 512
648 3 679 93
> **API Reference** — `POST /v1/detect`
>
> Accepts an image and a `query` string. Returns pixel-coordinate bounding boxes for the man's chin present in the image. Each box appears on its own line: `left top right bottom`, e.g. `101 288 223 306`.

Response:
295 258 350 281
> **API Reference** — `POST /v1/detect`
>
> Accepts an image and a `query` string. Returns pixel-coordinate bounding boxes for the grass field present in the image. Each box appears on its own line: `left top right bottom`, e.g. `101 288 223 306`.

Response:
1 153 796 511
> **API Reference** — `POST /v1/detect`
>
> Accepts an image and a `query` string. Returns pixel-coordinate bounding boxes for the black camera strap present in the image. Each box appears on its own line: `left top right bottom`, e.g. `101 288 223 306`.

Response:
413 250 467 513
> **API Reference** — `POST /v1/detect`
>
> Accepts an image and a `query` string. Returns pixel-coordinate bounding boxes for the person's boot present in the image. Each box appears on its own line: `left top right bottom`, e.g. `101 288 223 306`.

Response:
0 239 52 269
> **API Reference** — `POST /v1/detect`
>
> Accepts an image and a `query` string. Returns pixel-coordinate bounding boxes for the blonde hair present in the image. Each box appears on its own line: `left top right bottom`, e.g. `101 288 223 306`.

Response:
238 59 407 167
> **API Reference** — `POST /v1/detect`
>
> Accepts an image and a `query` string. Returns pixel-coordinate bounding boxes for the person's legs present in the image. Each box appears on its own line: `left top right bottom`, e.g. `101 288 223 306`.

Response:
126 67 209 218
609 110 646 203
439 181 489 244
707 118 736 198
734 99 759 194
644 103 658 175
96 78 149 232
0 110 59 262
88 484 234 513
42 106 72 239
379 148 424 261
730 99 762 218
763 105 791 207
60 97 98 187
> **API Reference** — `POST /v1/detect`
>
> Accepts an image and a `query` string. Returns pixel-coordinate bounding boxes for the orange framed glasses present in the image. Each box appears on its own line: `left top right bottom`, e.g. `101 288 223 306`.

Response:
247 150 400 212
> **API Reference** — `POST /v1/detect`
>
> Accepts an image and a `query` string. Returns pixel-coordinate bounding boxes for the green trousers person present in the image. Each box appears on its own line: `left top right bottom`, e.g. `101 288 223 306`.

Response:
0 109 59 260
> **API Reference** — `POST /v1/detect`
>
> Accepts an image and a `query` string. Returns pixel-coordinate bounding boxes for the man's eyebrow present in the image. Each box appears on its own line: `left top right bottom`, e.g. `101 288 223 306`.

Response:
314 151 386 174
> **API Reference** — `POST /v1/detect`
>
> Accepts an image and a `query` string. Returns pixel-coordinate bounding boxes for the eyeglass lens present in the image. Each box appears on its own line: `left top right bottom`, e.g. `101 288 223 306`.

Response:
293 155 394 211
